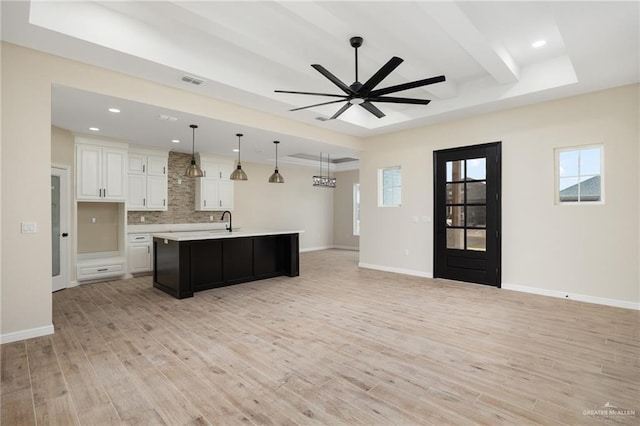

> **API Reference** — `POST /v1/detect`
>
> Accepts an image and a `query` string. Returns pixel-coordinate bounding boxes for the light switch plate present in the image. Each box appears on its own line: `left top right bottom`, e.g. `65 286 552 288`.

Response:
21 222 37 233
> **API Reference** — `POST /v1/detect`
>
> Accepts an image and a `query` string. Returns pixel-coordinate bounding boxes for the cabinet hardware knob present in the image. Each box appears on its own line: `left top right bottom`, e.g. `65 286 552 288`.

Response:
61 233 69 237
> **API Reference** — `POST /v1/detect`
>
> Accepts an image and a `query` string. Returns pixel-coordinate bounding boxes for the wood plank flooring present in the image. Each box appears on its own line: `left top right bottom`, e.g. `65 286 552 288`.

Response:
2 249 638 425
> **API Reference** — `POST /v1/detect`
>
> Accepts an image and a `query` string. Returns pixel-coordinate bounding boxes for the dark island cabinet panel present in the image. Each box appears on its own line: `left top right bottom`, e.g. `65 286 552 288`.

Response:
253 236 281 278
223 238 254 283
153 233 299 299
190 239 223 291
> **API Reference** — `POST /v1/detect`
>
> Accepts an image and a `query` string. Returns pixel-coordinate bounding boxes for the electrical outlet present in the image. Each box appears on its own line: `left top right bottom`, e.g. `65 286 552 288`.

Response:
209 215 214 221
91 217 97 224
177 178 182 185
404 249 410 256
140 216 145 222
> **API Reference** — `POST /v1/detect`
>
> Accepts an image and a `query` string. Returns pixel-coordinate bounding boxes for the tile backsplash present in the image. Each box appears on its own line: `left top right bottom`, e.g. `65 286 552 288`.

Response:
127 151 227 224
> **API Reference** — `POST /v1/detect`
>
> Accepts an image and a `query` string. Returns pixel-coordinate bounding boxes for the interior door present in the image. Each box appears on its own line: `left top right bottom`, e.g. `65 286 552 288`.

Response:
434 142 501 286
52 166 69 292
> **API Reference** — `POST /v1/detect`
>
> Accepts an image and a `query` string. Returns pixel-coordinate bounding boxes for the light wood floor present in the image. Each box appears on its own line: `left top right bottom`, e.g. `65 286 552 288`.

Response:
2 249 638 425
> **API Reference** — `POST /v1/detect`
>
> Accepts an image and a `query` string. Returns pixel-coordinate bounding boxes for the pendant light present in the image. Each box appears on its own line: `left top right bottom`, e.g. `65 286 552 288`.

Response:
312 152 336 188
230 133 248 180
268 141 285 183
185 124 204 177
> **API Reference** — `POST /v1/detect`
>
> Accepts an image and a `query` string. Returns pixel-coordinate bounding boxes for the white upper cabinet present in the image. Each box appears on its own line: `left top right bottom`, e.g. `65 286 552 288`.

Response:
195 154 234 211
127 148 169 211
76 140 127 201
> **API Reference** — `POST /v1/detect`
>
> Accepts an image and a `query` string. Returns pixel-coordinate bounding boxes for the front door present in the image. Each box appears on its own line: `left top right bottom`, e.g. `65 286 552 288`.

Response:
52 166 69 292
434 142 501 286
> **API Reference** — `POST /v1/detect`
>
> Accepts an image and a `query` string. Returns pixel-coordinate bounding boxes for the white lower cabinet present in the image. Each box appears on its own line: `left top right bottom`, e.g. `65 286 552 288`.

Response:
128 233 152 273
76 253 126 282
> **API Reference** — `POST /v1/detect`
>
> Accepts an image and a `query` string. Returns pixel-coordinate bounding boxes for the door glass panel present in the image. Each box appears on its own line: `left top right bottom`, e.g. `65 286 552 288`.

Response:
446 183 464 205
51 175 60 277
447 206 464 227
446 228 465 249
466 158 486 180
466 181 486 204
467 229 486 251
446 160 465 182
466 206 486 228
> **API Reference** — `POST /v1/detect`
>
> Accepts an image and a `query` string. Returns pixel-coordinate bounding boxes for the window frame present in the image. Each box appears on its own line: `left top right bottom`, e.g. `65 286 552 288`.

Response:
353 183 360 236
378 166 402 207
554 144 605 205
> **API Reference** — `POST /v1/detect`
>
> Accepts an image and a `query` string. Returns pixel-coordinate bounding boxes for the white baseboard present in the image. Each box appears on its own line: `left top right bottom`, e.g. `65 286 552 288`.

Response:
0 324 54 344
358 262 433 279
502 283 640 311
300 245 333 253
68 280 79 288
332 245 359 251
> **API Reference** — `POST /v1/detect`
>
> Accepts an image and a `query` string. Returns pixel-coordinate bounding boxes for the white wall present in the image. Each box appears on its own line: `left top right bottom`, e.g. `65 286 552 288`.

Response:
360 84 639 307
233 162 334 251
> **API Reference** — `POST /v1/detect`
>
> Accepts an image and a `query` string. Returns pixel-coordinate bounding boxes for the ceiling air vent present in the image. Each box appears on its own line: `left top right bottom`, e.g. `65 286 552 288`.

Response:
181 75 204 86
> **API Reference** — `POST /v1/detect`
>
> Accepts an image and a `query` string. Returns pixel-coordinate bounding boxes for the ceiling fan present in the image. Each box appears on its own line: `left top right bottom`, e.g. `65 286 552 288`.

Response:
275 36 445 120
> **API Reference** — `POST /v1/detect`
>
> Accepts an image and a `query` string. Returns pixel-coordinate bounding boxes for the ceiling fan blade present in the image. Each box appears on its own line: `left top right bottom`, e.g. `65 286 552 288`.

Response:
289 99 347 112
311 64 354 95
360 101 386 118
275 90 346 98
360 56 403 95
369 75 446 97
330 103 352 120
368 96 431 105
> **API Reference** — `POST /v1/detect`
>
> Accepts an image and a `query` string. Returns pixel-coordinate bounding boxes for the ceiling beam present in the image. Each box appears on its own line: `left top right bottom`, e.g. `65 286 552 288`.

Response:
419 2 520 84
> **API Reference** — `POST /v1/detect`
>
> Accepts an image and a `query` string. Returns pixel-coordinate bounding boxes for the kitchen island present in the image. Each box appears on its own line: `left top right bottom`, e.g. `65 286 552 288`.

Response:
152 229 301 299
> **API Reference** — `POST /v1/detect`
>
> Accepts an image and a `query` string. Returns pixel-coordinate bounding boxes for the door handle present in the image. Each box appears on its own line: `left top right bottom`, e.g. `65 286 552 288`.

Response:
61 233 69 237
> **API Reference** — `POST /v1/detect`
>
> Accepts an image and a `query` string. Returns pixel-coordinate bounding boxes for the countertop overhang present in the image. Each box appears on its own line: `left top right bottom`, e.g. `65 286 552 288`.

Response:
153 229 303 242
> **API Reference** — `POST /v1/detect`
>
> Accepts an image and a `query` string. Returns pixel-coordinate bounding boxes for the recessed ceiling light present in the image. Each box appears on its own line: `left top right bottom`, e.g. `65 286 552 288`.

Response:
171 139 180 144
89 127 100 132
532 39 547 49
232 148 239 153
108 108 120 113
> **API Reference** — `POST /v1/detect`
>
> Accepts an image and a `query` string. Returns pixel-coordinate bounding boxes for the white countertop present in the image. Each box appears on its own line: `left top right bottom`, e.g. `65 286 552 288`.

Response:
152 229 303 241
128 223 228 234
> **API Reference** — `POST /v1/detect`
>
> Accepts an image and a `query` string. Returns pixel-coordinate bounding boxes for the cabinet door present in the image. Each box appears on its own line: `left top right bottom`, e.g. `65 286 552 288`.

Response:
129 243 151 273
219 180 234 210
146 175 167 210
200 179 219 210
127 174 147 210
76 144 102 200
218 162 235 181
147 156 167 176
102 148 127 200
128 154 146 174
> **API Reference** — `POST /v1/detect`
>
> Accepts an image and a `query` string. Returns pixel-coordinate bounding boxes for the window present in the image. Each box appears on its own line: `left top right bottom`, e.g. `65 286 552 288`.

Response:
556 145 603 204
378 166 401 207
353 183 360 236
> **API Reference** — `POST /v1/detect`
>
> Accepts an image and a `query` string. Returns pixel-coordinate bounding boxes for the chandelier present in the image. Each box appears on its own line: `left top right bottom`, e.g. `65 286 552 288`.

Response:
313 153 336 188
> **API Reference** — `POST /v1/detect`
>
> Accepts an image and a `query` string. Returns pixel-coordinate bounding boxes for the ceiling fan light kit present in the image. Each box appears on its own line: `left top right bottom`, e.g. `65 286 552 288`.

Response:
276 36 445 120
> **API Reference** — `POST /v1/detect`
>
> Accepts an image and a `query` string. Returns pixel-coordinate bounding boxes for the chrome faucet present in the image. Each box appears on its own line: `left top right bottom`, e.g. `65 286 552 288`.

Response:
221 210 232 232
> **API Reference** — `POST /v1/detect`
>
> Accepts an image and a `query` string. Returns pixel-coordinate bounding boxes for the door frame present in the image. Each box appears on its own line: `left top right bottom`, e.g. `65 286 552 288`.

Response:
52 164 70 292
433 142 502 287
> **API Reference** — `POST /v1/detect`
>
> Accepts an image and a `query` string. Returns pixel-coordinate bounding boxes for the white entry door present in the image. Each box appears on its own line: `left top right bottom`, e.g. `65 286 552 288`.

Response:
52 166 70 292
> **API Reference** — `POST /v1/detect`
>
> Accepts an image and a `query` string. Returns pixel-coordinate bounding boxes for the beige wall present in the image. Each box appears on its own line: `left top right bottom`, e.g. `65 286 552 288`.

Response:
1 42 361 339
233 162 334 250
333 170 360 249
77 203 119 253
360 84 639 305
